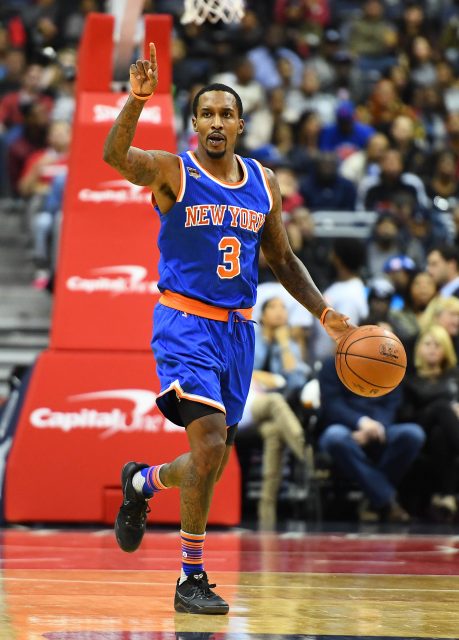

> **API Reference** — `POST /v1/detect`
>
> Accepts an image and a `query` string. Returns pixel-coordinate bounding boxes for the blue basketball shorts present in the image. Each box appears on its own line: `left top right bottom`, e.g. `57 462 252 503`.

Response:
151 303 255 427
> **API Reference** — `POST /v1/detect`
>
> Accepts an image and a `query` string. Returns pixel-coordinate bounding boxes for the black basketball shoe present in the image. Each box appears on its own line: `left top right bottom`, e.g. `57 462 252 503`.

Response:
114 461 150 552
174 571 229 614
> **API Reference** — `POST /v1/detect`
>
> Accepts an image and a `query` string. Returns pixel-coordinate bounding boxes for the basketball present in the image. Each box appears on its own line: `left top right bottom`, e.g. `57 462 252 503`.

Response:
335 325 407 397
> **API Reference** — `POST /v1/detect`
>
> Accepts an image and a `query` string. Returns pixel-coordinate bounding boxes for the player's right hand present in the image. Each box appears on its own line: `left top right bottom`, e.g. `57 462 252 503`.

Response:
130 42 158 96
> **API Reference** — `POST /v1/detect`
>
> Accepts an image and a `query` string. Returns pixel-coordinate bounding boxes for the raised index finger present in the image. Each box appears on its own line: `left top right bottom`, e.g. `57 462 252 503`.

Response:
149 42 157 66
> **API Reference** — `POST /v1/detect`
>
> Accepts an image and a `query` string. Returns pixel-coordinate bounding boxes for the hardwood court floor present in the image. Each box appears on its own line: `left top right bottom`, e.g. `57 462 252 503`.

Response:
0 527 458 639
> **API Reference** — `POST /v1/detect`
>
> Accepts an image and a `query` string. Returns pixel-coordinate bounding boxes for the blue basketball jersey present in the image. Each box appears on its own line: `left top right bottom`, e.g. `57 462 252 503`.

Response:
155 151 272 309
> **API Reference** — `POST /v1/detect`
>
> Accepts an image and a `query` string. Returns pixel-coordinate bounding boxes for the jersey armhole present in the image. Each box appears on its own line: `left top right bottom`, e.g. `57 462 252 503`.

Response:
253 159 274 213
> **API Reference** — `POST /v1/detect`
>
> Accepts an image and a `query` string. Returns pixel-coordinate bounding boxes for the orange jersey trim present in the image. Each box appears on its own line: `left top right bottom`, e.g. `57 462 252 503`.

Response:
187 151 248 188
159 289 253 322
253 159 274 212
176 156 186 202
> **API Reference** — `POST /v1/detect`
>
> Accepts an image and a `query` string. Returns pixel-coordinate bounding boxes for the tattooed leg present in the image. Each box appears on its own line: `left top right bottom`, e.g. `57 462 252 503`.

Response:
159 413 227 533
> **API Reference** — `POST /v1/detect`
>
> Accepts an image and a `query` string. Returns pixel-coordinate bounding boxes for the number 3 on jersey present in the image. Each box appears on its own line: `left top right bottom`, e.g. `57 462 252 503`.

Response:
217 236 241 279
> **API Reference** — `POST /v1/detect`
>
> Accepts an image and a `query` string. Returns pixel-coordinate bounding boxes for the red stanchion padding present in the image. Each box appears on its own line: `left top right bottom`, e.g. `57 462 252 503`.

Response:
144 14 172 94
50 90 175 351
4 350 241 525
75 13 114 95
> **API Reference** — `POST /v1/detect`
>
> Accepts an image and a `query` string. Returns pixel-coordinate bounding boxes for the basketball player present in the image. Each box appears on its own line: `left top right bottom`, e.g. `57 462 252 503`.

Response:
103 43 351 614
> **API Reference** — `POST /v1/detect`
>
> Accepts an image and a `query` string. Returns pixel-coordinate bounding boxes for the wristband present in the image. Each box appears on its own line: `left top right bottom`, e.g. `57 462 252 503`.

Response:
131 90 153 101
320 306 334 326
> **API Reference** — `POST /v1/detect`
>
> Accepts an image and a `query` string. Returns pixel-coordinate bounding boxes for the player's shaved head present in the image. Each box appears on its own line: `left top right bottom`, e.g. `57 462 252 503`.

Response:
193 83 244 118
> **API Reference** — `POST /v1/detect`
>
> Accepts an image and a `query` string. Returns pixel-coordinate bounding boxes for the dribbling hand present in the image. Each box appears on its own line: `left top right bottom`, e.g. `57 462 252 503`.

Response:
322 309 355 342
130 42 158 96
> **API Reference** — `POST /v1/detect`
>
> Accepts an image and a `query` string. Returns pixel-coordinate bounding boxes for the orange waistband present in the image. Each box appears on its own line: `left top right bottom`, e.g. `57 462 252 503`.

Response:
159 290 253 322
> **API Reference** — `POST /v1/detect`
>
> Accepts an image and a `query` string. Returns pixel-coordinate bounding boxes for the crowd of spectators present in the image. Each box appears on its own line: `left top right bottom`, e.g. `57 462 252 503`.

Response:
3 0 459 525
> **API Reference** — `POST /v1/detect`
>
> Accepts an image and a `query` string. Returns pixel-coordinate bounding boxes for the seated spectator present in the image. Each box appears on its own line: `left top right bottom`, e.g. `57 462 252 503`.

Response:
339 132 389 186
404 207 449 268
389 271 437 343
357 148 429 212
286 206 332 293
62 0 99 48
275 165 304 219
319 100 375 161
416 85 447 153
286 110 321 177
383 254 417 311
397 2 431 57
32 171 66 289
401 325 459 521
300 152 357 211
333 50 364 105
51 63 76 124
275 0 330 31
312 237 368 361
426 245 459 298
247 23 303 91
253 296 311 407
18 119 70 206
367 211 405 279
212 56 266 141
0 48 26 97
284 67 336 126
0 63 53 135
436 60 459 115
317 355 424 522
347 0 398 74
404 296 459 371
6 101 49 195
426 150 459 208
357 78 421 138
389 115 426 177
363 278 395 328
408 36 437 89
237 374 308 530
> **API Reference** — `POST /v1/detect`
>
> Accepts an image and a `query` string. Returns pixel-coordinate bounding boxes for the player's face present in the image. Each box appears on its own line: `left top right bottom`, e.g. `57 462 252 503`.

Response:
193 91 244 159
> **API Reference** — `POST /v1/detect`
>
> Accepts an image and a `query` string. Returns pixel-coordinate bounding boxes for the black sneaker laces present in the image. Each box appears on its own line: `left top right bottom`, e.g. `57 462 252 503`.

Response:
192 572 217 596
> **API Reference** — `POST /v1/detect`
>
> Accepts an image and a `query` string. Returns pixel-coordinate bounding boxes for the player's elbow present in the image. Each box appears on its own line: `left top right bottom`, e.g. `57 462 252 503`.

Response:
102 143 116 166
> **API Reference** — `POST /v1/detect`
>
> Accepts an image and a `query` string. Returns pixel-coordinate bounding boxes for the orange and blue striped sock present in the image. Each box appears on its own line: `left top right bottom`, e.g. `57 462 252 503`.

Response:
132 465 167 498
181 529 206 577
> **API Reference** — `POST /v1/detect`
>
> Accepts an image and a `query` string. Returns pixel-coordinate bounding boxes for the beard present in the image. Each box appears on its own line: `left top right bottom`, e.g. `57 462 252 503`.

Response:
205 147 226 159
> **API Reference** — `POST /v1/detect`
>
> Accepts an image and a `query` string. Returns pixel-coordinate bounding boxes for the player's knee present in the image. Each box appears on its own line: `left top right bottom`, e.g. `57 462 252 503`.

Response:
193 431 227 476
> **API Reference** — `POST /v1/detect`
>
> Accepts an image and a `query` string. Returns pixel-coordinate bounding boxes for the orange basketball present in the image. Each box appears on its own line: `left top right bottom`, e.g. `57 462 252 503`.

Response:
335 325 407 397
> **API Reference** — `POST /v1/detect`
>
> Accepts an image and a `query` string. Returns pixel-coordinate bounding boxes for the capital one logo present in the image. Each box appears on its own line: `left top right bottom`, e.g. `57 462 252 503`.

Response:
93 96 162 123
30 388 182 437
78 179 151 205
66 265 158 295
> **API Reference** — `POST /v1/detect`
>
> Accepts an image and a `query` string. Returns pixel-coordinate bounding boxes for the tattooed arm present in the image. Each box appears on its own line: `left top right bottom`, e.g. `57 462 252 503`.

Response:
261 168 352 341
103 42 180 212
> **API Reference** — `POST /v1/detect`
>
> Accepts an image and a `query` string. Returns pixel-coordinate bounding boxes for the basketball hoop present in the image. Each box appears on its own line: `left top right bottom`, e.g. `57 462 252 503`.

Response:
181 0 245 25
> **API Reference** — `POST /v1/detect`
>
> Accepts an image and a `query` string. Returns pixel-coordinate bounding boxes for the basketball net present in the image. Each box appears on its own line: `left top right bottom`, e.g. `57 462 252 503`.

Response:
181 0 245 24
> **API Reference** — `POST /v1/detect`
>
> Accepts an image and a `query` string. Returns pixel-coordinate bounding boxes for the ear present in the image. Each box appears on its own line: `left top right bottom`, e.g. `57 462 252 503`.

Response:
192 116 198 132
238 118 245 135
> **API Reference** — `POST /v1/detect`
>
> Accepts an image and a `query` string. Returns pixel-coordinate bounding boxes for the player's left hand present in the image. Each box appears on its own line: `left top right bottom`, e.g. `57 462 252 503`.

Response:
322 309 356 342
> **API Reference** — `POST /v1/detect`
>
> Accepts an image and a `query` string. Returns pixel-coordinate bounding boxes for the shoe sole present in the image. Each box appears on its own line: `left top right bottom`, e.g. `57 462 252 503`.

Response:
174 599 229 615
